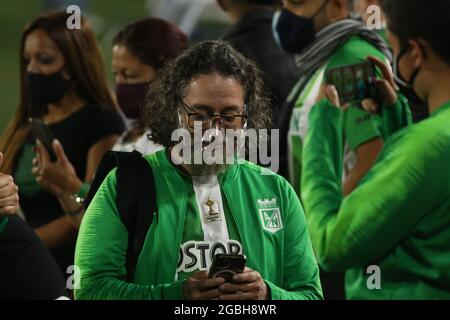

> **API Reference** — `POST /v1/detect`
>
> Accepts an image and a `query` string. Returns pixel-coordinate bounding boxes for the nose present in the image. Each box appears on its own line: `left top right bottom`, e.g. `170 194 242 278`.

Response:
210 115 231 131
27 58 41 73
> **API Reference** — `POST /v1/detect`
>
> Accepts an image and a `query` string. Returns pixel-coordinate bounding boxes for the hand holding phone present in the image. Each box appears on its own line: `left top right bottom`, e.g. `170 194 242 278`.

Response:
325 62 377 106
29 118 57 162
208 254 246 282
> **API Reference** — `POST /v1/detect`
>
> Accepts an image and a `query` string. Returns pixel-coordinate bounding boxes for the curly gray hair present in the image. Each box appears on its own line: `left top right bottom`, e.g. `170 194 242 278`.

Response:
144 40 273 147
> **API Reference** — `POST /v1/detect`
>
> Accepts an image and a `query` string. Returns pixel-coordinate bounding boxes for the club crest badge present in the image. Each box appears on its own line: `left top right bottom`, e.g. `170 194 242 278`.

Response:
257 198 283 234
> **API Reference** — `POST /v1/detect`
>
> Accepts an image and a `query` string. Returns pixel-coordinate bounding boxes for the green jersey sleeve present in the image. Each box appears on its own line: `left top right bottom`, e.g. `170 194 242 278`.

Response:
301 98 447 272
325 36 387 151
343 107 382 150
74 169 185 300
265 180 323 300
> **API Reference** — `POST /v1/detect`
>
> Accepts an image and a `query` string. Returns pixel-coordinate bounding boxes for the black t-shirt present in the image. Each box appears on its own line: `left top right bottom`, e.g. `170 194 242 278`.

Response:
14 104 125 272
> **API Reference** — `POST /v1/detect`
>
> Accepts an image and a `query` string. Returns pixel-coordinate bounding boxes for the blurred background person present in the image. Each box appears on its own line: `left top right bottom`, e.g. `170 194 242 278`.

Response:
302 0 450 299
217 0 299 124
112 17 188 154
0 11 125 276
353 0 429 122
276 0 409 202
274 0 410 300
0 151 67 300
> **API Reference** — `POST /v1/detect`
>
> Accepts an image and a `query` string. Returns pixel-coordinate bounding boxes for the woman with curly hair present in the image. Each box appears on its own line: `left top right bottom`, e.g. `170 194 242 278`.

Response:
75 41 322 300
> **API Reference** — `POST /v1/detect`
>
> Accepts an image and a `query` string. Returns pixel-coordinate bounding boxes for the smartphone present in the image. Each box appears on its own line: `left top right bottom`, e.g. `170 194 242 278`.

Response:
208 254 246 282
325 62 376 105
29 118 57 162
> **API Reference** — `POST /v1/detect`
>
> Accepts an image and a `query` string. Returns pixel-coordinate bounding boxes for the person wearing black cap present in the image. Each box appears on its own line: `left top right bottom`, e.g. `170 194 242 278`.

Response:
217 0 299 125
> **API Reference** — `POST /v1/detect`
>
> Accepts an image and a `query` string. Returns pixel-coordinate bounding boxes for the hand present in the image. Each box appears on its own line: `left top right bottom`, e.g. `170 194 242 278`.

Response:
218 267 268 300
323 84 342 108
323 56 399 114
362 56 400 114
32 139 82 196
0 152 20 217
183 271 226 300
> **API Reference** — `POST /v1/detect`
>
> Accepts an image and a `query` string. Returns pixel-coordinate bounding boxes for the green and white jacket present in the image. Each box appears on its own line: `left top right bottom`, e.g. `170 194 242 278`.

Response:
75 149 323 300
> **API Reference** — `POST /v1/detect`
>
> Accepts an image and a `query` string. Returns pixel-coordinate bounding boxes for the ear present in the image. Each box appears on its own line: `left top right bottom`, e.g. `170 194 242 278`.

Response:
217 0 228 12
409 39 426 69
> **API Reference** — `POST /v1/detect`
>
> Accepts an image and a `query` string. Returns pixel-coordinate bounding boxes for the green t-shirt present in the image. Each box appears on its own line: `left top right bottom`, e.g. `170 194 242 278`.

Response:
302 99 450 299
14 143 40 196
288 35 411 195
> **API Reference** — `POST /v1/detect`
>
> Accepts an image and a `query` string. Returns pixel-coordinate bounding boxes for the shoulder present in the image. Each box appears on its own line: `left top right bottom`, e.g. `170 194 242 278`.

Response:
85 104 124 124
327 35 385 70
383 112 450 165
236 161 297 196
84 105 125 144
236 161 305 222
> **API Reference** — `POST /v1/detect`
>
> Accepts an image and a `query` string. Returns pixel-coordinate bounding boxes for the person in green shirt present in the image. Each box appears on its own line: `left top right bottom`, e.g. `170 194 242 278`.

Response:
274 0 410 196
75 41 323 300
302 0 450 299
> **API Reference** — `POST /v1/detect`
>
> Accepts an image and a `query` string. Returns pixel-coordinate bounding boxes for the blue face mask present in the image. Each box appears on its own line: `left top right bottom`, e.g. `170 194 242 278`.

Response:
274 0 330 54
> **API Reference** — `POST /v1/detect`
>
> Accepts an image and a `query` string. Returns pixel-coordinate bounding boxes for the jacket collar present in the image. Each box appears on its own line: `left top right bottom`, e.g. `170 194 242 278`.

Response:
154 149 240 184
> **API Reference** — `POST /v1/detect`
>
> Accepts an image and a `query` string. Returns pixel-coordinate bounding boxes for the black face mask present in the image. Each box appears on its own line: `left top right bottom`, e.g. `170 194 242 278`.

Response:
27 70 70 107
393 47 422 89
275 0 330 54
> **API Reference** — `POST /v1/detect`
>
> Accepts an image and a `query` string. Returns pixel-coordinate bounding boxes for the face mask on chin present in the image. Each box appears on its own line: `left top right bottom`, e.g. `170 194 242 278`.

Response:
274 0 330 54
27 70 70 110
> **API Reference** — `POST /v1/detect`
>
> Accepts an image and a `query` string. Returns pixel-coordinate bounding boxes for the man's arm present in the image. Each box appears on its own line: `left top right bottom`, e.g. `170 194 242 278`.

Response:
343 138 384 196
301 98 444 272
342 94 413 196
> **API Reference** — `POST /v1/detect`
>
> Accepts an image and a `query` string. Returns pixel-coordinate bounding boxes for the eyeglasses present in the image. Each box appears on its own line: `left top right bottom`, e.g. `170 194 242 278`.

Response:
179 100 248 130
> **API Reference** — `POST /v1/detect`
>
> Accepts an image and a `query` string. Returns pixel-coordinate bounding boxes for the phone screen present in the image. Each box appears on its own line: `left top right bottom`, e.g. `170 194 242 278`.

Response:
208 254 246 281
326 62 376 105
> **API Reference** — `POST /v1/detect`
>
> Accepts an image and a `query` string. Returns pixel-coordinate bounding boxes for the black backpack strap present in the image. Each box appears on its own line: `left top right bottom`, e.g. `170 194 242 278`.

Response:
84 150 157 282
116 150 157 282
84 151 120 209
